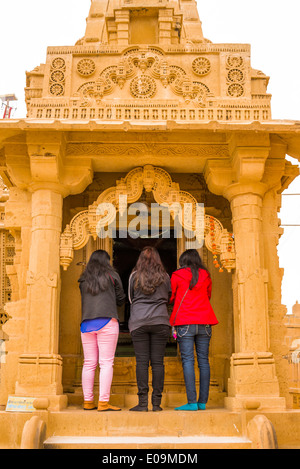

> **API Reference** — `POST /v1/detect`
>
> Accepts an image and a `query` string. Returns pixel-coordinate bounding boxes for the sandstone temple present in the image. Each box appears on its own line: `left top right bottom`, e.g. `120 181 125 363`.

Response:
0 0 300 449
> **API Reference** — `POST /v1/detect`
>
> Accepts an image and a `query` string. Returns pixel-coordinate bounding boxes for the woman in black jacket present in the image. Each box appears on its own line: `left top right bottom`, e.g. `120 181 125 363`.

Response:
79 249 125 411
128 246 171 412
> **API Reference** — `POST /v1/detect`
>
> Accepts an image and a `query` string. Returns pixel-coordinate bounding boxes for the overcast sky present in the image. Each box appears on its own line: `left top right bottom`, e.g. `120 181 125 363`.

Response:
0 0 299 313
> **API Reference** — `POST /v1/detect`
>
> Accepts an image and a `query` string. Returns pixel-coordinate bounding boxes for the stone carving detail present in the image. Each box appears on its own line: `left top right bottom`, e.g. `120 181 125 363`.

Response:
192 57 211 76
74 50 212 107
227 69 244 82
130 76 157 99
77 59 96 77
49 58 65 96
59 224 74 271
228 83 244 97
226 56 244 68
226 55 245 98
50 84 64 97
0 308 9 326
60 165 235 272
66 142 229 158
70 211 90 249
26 271 58 288
51 70 65 83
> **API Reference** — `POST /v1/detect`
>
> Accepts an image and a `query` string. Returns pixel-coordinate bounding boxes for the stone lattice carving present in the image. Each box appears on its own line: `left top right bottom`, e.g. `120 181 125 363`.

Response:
51 70 65 83
130 76 157 99
0 231 15 306
51 58 66 70
228 83 244 97
228 69 244 82
226 55 245 98
227 55 244 68
49 58 66 96
60 165 235 272
77 59 96 77
0 308 9 326
192 57 211 76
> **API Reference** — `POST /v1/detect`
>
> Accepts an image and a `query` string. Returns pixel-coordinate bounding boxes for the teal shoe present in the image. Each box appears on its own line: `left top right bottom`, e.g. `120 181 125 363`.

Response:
174 403 198 411
197 403 206 410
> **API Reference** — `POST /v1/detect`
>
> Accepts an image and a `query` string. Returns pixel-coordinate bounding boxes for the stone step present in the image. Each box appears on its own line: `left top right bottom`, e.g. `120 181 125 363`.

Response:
42 405 252 449
45 408 247 443
43 434 252 449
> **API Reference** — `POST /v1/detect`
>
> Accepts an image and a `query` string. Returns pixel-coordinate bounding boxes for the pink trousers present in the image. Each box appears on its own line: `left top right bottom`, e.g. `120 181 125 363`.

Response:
81 319 119 402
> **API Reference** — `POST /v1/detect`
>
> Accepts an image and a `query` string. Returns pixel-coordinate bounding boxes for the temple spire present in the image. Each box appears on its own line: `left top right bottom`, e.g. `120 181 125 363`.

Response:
82 0 206 45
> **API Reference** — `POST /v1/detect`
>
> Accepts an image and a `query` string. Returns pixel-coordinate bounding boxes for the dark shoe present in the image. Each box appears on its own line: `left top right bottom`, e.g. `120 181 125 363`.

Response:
151 393 162 411
129 404 148 412
152 405 163 411
130 392 148 411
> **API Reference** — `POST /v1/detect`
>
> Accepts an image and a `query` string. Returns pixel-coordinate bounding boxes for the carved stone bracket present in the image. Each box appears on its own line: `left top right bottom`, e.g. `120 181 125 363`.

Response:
60 165 235 272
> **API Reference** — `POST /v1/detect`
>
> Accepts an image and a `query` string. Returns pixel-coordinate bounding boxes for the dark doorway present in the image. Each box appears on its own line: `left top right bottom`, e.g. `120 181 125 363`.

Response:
113 230 177 356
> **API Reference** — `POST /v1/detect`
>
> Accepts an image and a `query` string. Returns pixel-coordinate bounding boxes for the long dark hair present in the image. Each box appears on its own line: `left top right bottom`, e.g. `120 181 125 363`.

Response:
133 246 167 295
179 249 209 290
79 249 115 295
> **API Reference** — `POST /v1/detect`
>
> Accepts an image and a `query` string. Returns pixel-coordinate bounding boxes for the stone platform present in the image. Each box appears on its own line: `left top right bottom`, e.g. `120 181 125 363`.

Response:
1 402 300 449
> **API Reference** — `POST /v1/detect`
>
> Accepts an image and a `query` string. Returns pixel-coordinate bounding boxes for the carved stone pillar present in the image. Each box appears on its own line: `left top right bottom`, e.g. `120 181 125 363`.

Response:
0 130 93 408
223 182 285 410
15 188 67 410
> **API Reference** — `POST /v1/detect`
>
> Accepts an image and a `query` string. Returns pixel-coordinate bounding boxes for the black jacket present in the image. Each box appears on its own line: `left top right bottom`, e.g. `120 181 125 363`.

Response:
128 271 171 333
79 271 125 323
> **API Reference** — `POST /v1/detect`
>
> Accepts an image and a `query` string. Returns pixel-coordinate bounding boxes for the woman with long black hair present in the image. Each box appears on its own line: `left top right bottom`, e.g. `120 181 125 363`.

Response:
169 249 218 411
79 249 125 411
128 246 171 412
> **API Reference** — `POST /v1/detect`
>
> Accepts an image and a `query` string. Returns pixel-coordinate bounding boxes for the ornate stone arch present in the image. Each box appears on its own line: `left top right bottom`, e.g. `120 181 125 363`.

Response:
60 165 235 272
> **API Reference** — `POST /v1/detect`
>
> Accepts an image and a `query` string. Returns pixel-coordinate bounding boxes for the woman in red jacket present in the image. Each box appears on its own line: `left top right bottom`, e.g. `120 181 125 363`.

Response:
170 249 218 411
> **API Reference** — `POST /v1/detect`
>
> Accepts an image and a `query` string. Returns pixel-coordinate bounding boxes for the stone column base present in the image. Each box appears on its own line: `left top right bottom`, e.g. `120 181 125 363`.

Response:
14 353 67 411
225 352 286 411
224 396 286 411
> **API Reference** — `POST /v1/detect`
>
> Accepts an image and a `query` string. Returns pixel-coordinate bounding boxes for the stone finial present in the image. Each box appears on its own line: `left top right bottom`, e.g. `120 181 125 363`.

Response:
292 301 300 317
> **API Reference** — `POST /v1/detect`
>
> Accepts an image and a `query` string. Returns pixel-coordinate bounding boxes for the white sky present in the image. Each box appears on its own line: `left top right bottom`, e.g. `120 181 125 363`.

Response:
0 0 299 313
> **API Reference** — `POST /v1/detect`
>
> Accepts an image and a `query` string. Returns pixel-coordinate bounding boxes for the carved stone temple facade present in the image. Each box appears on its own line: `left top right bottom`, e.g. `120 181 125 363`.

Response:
1 0 300 447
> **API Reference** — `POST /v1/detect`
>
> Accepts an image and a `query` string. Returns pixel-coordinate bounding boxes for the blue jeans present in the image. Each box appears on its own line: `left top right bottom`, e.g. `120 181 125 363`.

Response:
177 324 212 404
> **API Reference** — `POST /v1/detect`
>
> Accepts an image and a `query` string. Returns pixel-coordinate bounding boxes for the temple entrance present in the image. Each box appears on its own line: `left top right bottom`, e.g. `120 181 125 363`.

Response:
113 230 178 357
59 166 235 402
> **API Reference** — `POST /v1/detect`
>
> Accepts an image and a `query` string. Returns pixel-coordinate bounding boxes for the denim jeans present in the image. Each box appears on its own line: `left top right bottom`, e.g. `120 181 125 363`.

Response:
131 325 170 405
177 324 212 404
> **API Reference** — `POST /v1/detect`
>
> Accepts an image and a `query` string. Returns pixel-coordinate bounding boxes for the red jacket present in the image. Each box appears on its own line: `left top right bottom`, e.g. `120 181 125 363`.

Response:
169 268 218 326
